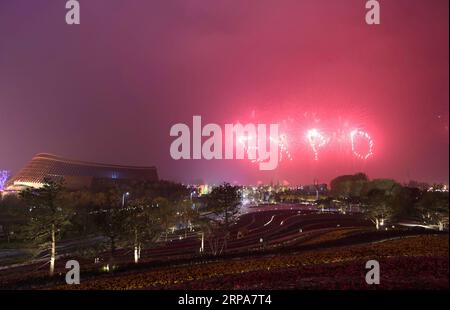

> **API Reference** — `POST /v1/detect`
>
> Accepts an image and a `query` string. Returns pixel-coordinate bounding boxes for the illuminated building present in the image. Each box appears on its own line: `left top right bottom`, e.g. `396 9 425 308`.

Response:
5 153 158 191
198 184 211 196
0 170 10 191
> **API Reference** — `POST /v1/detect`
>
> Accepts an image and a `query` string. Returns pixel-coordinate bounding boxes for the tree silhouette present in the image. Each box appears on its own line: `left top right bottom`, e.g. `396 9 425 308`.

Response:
206 183 241 254
20 179 72 276
124 197 162 263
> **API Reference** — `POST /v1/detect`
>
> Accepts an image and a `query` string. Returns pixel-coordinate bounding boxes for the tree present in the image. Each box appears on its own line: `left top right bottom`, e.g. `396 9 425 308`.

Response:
95 208 127 262
415 191 449 231
202 219 227 256
361 179 398 197
390 186 422 221
176 199 197 238
176 201 209 254
0 195 28 244
330 173 369 201
20 179 72 276
205 183 241 254
155 197 177 242
364 188 393 230
64 190 97 237
361 180 402 229
93 188 128 263
124 197 162 263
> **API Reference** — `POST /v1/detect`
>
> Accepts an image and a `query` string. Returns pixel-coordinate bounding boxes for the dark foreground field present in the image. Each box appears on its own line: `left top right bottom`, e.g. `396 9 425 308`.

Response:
53 234 447 290
0 210 448 290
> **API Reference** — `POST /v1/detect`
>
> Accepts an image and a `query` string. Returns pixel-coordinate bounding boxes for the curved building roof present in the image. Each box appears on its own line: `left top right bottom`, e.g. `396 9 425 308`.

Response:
6 153 158 190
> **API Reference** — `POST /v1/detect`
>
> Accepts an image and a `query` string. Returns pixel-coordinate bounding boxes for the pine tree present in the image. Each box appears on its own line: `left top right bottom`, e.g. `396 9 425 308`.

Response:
20 179 72 276
206 183 241 254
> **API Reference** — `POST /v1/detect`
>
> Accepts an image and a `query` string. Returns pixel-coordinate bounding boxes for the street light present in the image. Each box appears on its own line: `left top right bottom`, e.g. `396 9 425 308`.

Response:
122 192 130 207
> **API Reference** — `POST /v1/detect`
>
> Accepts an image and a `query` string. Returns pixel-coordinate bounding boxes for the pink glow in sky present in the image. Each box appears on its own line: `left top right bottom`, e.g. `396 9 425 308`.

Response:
0 0 448 185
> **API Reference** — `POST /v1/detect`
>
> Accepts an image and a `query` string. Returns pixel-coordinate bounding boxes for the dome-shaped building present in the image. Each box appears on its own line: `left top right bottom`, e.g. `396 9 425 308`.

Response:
5 153 158 191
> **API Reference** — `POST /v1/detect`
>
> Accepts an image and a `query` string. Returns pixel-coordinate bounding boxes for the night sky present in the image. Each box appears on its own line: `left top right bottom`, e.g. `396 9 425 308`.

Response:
0 0 448 185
